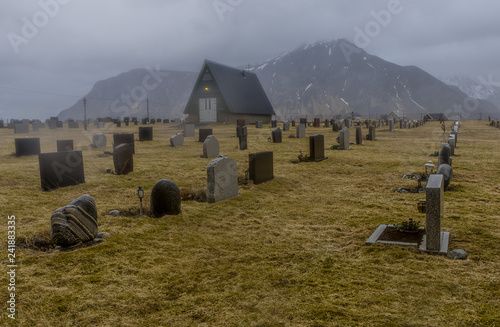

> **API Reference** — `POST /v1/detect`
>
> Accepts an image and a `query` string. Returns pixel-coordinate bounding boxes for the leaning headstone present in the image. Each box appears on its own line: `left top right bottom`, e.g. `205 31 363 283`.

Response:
296 124 306 139
15 138 41 157
249 151 273 185
93 133 107 148
184 124 195 137
14 124 30 134
139 127 153 141
113 133 135 154
255 121 263 128
113 143 133 175
170 133 184 147
283 121 290 131
150 179 181 217
436 164 452 190
199 129 213 142
272 127 282 143
57 140 74 152
356 126 363 145
438 143 451 166
338 128 350 150
207 156 238 203
50 194 98 246
203 135 219 158
309 135 325 161
421 174 448 254
39 151 85 190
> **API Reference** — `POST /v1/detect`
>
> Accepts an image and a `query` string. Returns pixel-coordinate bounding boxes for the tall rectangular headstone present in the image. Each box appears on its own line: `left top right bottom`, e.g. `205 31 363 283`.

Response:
39 151 85 191
448 135 455 156
199 129 213 142
271 120 277 128
113 133 135 154
324 119 330 128
309 134 325 161
389 120 394 132
207 156 238 203
139 127 153 141
368 125 376 141
339 127 350 150
356 126 363 145
313 118 320 128
296 124 305 139
425 174 444 252
249 151 273 185
332 122 340 132
15 138 41 157
113 143 133 175
283 121 290 131
272 127 282 143
184 124 195 137
57 140 74 152
239 133 247 150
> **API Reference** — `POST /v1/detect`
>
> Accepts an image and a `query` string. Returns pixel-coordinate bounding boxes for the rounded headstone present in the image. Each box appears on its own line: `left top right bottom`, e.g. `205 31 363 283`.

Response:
448 249 467 260
203 135 219 158
436 164 452 190
108 210 120 216
438 143 451 166
50 195 98 247
150 179 181 217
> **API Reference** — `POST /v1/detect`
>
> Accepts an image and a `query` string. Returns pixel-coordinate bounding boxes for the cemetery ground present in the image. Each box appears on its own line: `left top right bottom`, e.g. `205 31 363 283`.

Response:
0 120 499 326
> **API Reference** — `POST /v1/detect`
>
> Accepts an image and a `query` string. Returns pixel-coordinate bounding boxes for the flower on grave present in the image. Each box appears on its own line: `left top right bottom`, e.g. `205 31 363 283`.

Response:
394 218 420 232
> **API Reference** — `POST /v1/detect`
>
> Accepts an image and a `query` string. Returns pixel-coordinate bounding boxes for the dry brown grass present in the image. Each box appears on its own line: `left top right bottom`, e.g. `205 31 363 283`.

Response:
0 120 499 326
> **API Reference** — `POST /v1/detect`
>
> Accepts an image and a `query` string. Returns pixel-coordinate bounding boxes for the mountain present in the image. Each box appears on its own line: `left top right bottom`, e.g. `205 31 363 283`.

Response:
439 75 500 111
58 68 198 120
58 39 499 121
247 39 499 120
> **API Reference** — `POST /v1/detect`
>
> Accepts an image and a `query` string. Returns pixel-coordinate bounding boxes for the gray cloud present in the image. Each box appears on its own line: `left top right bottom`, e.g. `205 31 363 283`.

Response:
1 0 499 119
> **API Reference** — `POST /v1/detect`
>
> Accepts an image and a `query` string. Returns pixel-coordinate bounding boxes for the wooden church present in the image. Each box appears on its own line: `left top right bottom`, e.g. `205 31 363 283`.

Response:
184 60 275 123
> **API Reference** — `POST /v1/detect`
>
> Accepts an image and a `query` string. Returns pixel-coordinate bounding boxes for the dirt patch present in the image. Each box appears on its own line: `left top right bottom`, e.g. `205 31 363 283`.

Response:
378 226 425 245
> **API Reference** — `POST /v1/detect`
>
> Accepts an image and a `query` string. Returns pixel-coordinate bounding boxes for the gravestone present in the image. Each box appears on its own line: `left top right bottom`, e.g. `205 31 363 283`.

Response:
15 138 41 157
272 127 282 143
236 126 243 138
47 119 57 129
422 174 447 253
163 119 170 123
436 164 452 190
271 120 277 128
57 140 74 152
239 134 247 150
438 143 451 166
255 121 263 128
300 118 307 126
139 126 153 141
283 121 290 131
113 133 135 154
368 125 376 141
32 124 39 132
68 122 79 128
150 119 156 124
389 120 394 132
170 133 184 147
39 150 85 191
203 135 220 158
332 122 340 132
309 134 325 161
199 129 213 142
365 121 369 129
356 126 363 145
207 156 238 203
97 122 105 129
50 194 98 246
249 151 273 185
448 135 455 156
237 119 246 127
0 120 4 128
14 124 29 134
157 118 161 123
400 119 403 129
451 131 458 147
150 179 181 217
296 124 306 139
184 124 195 137
113 143 133 175
93 133 107 148
313 118 320 128
324 119 330 128
142 118 148 124
291 120 296 127
338 127 350 150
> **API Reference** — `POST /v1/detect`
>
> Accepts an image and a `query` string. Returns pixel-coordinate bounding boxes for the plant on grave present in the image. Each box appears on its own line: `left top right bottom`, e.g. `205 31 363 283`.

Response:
330 144 339 150
298 150 310 162
394 217 420 232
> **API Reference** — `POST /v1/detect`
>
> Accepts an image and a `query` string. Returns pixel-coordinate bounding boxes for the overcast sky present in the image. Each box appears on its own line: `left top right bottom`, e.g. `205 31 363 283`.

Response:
1 0 499 120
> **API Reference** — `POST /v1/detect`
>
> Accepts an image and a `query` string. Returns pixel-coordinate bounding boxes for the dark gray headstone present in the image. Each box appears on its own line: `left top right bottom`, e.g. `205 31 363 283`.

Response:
113 133 135 154
68 122 79 129
309 134 325 161
324 119 330 128
356 126 362 145
255 121 263 128
50 194 98 246
368 125 376 141
113 144 133 175
39 150 85 191
239 134 247 150
389 120 394 132
300 118 307 126
203 135 219 158
272 127 282 143
14 124 30 134
93 133 107 148
332 122 340 132
283 121 290 131
438 143 451 166
139 127 153 141
271 120 277 128
199 129 213 142
207 156 238 203
57 140 74 152
425 174 444 252
15 138 41 157
249 151 273 185
150 179 181 217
